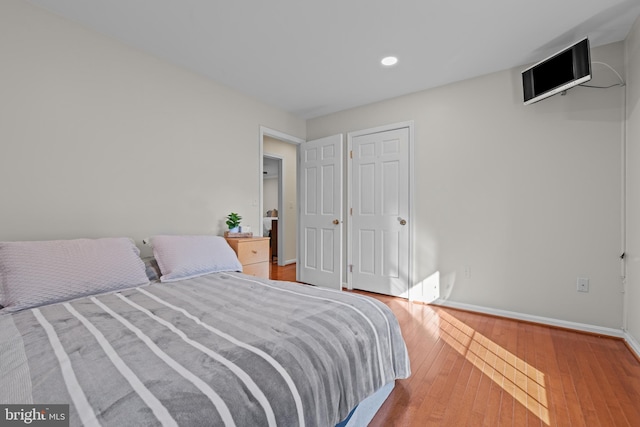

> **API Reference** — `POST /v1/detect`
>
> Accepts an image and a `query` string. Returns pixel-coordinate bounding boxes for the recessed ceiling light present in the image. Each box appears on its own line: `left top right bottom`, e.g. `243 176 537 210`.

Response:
381 56 398 67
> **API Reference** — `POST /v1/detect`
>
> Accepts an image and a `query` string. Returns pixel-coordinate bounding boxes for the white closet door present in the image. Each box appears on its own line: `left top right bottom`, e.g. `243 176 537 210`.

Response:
351 127 410 297
298 134 343 289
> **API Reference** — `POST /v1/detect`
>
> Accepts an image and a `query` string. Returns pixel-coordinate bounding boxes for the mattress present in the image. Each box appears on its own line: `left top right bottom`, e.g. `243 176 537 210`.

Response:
0 272 410 426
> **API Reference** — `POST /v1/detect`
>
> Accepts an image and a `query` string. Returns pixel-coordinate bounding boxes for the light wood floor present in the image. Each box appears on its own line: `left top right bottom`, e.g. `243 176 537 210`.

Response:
268 260 297 281
270 263 640 426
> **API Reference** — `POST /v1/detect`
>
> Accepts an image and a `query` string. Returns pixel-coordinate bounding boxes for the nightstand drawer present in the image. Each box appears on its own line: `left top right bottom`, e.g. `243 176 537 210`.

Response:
242 262 269 278
225 237 270 279
235 239 269 265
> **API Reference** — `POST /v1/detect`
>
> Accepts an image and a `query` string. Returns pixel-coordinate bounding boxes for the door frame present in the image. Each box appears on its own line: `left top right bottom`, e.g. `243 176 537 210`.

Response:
259 126 304 266
346 121 415 298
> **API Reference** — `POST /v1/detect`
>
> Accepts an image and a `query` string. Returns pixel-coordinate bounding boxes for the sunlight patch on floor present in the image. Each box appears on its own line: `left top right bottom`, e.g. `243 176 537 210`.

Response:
438 310 550 425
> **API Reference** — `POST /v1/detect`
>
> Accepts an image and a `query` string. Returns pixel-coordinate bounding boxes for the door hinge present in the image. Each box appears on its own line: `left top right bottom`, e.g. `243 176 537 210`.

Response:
350 207 353 216
349 264 353 273
350 150 353 159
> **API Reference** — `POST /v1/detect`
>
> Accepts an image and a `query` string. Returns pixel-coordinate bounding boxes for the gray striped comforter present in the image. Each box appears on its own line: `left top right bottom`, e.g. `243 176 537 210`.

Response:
1 273 410 426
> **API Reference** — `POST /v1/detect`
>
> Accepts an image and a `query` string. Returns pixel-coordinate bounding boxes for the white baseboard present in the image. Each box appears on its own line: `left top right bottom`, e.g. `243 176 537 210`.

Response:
624 331 640 359
430 299 625 338
283 259 296 266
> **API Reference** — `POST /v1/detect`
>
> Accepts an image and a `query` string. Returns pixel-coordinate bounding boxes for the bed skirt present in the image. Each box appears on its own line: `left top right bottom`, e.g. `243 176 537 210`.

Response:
337 381 395 427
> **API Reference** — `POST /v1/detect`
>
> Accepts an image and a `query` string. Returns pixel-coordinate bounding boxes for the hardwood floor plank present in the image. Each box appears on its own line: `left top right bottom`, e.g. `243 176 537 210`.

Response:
509 323 529 426
418 340 467 425
270 263 640 426
567 339 603 426
439 356 476 425
608 344 640 423
483 381 503 426
455 360 485 426
492 321 516 427
533 327 571 426
524 324 545 427
555 332 590 426
584 344 631 426
468 366 494 426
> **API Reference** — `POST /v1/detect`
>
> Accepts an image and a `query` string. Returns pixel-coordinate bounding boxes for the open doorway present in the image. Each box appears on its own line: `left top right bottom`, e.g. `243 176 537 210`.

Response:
262 154 282 263
259 127 304 279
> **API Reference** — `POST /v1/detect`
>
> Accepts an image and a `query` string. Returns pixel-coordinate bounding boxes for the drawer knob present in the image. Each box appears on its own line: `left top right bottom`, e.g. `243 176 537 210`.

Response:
252 250 257 254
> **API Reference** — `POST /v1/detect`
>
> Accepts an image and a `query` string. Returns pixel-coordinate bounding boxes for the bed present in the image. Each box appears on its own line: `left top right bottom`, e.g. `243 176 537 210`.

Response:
0 236 410 426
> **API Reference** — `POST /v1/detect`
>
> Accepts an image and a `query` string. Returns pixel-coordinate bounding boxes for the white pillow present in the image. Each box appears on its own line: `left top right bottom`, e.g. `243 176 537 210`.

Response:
151 235 243 282
0 238 149 312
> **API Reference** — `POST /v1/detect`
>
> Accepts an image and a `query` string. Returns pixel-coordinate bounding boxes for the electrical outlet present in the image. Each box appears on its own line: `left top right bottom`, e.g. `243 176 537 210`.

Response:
577 277 589 293
464 266 471 278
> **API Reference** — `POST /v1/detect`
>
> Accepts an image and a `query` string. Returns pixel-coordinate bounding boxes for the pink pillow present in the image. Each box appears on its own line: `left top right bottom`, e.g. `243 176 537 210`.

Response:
151 235 243 282
0 238 149 312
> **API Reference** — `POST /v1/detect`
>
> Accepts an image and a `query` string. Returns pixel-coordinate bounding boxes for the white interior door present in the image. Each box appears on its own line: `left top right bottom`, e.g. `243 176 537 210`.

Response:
351 127 410 297
298 135 343 289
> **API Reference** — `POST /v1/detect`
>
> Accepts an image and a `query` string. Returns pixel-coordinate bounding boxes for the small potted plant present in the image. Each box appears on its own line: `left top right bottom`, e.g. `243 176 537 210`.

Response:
226 212 242 233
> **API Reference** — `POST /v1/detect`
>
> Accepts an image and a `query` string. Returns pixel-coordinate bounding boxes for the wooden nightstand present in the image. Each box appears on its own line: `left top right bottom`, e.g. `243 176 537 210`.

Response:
225 237 270 278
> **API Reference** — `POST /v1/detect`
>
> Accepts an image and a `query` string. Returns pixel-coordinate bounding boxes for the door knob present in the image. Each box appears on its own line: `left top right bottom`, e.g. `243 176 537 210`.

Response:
333 219 340 225
399 218 407 226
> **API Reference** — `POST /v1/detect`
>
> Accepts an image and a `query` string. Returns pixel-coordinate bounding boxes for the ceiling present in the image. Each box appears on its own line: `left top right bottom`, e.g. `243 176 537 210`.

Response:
27 0 640 119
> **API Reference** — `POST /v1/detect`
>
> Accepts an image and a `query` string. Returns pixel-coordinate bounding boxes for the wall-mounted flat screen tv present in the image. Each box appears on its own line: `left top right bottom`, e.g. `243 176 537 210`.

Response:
522 38 591 105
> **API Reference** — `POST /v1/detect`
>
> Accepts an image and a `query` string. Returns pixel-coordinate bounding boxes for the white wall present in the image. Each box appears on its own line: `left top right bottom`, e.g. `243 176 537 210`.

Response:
308 43 625 330
263 136 298 263
625 16 640 348
0 0 305 256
